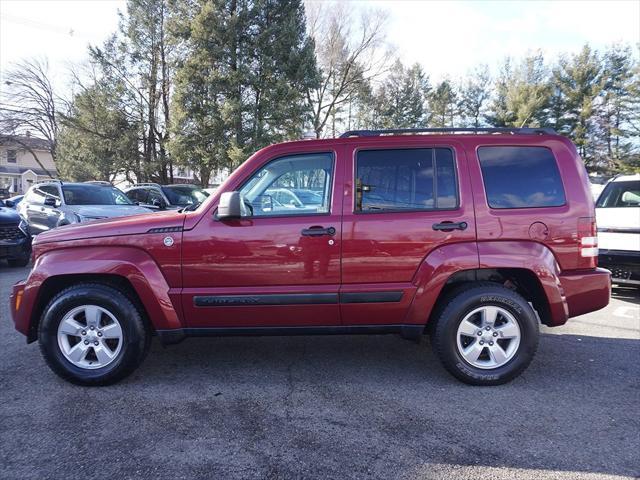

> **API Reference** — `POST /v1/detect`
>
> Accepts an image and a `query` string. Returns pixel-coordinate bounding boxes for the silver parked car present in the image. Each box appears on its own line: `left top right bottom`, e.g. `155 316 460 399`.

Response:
19 181 152 234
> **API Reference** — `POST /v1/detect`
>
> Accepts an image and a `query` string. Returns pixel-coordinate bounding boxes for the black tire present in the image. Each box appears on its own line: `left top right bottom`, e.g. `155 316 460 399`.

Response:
7 256 29 268
38 283 150 386
431 283 539 386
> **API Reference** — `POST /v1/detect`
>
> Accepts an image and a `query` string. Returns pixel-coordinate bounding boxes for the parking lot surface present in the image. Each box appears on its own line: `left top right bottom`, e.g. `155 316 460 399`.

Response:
1 263 638 480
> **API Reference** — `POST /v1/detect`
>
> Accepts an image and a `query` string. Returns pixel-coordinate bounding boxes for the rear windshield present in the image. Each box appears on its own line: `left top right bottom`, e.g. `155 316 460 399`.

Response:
596 180 640 208
477 146 566 209
62 185 133 205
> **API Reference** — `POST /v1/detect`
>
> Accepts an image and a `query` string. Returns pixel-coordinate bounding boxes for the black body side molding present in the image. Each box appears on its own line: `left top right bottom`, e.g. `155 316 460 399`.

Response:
194 291 404 307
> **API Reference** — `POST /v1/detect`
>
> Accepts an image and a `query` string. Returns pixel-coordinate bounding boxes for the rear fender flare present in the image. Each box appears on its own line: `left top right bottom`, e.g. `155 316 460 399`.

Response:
405 241 568 327
477 241 567 325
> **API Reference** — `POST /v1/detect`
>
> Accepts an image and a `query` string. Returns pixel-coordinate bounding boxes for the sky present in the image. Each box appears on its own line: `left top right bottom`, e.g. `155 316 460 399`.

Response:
0 0 639 91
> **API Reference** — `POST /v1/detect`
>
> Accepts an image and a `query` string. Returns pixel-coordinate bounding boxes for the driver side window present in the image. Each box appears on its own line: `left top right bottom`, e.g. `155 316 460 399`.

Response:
240 153 333 217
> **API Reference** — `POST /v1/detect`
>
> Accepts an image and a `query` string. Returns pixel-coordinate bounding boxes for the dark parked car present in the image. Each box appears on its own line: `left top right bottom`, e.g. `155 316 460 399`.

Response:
124 183 209 210
10 127 610 386
0 199 31 267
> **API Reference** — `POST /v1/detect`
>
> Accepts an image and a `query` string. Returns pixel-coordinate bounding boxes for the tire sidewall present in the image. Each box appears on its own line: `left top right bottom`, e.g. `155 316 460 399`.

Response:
435 286 539 385
39 285 145 385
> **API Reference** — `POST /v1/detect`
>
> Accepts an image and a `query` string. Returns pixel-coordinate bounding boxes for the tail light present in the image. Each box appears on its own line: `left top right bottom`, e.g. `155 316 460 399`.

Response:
578 217 598 268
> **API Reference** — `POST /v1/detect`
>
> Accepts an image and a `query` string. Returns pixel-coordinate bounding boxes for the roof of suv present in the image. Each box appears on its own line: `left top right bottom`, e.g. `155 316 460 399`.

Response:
610 173 640 182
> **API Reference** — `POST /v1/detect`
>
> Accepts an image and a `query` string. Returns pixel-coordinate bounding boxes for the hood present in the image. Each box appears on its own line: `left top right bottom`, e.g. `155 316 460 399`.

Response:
70 204 152 218
0 206 21 225
35 209 186 244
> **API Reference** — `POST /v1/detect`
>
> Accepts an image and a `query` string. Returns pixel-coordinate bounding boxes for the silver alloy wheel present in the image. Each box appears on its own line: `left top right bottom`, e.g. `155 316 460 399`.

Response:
57 305 124 370
456 305 521 370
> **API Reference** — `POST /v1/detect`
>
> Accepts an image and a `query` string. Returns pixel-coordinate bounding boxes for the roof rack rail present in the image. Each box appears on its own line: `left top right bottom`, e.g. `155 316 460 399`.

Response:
34 179 62 185
131 182 162 187
84 180 112 186
339 127 557 138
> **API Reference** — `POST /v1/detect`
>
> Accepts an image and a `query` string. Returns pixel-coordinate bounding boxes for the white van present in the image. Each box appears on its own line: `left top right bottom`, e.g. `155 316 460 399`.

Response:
596 174 640 287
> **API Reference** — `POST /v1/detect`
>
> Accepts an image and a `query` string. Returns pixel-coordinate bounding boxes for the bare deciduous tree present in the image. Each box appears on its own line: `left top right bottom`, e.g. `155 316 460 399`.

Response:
0 58 60 176
305 2 392 138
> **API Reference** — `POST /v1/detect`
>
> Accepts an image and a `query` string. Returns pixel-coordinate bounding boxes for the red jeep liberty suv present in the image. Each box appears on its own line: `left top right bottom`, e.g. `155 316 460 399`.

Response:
10 128 611 386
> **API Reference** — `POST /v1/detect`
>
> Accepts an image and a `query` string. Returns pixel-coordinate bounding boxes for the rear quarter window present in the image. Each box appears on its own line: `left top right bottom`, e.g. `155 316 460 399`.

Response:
477 146 566 209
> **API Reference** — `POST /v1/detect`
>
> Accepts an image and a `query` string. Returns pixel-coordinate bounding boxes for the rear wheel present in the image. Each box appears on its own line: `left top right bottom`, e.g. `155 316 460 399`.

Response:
431 283 539 386
38 283 150 386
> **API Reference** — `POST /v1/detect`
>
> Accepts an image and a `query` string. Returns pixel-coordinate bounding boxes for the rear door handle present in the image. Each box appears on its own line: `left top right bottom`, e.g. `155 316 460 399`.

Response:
432 221 468 232
301 226 336 237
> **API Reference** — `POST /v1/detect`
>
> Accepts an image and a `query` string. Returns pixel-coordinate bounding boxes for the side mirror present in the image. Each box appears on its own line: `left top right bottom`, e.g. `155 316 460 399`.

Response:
1 200 11 207
44 196 60 208
217 191 248 219
256 194 273 212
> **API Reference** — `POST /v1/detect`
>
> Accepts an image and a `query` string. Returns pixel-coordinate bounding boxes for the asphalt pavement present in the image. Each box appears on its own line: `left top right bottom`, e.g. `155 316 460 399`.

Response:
1 263 638 480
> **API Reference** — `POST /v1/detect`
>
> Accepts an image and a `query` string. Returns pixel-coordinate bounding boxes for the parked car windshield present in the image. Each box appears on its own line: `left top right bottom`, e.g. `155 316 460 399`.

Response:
596 180 640 208
62 185 134 206
290 188 323 205
161 185 209 206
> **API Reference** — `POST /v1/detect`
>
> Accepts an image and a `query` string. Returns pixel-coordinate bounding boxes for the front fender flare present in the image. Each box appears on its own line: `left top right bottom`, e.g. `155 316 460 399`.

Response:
23 246 182 337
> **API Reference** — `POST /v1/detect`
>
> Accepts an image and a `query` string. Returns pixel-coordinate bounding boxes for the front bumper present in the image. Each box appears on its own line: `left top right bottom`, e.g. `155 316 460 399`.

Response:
10 280 31 340
598 250 640 286
0 235 31 260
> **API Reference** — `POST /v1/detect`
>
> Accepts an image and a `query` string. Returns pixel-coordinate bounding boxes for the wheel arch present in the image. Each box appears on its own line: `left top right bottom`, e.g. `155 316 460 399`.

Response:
23 246 183 342
406 240 568 329
28 273 151 342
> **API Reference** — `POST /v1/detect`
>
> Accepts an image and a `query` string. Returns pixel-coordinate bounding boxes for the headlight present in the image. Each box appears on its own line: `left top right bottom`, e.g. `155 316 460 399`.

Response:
18 219 29 236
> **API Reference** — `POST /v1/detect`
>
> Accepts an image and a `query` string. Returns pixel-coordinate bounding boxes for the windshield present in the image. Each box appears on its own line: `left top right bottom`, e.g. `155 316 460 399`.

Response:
62 185 134 206
596 180 640 208
291 189 323 205
162 185 209 206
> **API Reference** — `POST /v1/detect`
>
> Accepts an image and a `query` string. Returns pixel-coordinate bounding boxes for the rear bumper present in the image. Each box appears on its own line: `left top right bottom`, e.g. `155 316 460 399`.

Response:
598 250 640 286
557 268 611 322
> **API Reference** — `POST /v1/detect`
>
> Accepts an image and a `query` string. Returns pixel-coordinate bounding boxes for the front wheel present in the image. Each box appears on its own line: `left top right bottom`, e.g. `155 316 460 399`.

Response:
431 283 539 386
38 284 150 386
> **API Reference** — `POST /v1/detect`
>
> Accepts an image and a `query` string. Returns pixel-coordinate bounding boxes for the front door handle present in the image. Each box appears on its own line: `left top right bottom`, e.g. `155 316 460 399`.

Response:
432 221 468 232
301 226 336 237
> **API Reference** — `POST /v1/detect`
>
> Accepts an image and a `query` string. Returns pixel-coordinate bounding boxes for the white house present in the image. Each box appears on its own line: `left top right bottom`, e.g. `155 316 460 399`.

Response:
0 135 57 194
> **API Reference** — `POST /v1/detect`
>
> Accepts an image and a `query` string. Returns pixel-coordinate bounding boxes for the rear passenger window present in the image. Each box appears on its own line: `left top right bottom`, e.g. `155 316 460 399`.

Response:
356 148 458 212
478 146 566 209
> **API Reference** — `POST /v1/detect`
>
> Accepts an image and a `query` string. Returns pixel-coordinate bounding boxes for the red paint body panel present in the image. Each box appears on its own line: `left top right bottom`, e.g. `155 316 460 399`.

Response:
180 143 344 327
466 136 594 271
340 139 476 284
10 133 610 341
